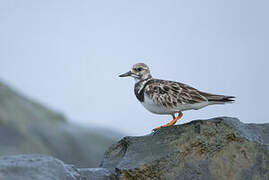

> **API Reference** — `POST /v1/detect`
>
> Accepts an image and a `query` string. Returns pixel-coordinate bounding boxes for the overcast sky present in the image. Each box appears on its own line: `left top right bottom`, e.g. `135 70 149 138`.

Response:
0 0 268 135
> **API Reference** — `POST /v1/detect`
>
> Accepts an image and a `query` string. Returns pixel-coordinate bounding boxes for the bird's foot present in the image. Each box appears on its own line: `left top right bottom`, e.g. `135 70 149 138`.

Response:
153 112 183 131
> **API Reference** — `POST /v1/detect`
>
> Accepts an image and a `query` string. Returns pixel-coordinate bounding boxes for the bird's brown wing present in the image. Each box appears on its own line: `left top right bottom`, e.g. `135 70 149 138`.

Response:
144 79 208 108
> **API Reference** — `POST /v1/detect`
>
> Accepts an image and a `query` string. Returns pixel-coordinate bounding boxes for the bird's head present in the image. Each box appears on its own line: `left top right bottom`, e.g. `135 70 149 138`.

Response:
119 63 152 81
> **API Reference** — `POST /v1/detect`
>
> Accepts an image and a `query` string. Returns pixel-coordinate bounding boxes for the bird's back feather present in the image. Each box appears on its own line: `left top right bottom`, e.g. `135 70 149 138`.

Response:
142 79 235 109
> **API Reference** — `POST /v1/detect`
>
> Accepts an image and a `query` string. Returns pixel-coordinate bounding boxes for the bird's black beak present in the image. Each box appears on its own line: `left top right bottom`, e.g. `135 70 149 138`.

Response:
119 71 132 77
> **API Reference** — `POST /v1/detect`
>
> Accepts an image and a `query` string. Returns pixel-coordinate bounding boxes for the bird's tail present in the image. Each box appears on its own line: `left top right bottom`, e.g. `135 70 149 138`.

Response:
209 96 235 103
200 92 235 103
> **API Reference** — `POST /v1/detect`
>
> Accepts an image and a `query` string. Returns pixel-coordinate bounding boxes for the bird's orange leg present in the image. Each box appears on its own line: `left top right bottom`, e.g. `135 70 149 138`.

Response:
153 112 183 131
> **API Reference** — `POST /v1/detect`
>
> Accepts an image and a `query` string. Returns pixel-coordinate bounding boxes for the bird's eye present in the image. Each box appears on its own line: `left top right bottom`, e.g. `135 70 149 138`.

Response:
137 67 142 71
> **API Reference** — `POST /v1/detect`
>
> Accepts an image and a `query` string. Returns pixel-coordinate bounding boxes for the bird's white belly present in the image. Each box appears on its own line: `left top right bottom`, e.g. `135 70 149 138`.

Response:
141 95 177 114
179 101 211 111
141 95 211 114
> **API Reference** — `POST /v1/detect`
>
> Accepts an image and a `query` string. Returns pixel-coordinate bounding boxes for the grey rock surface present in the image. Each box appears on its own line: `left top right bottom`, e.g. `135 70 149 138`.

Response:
0 154 80 180
0 81 121 168
78 168 117 180
0 154 117 180
101 117 269 180
0 117 268 180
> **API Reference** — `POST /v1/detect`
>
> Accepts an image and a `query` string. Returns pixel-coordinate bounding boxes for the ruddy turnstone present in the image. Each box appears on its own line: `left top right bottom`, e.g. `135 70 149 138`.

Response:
119 63 235 131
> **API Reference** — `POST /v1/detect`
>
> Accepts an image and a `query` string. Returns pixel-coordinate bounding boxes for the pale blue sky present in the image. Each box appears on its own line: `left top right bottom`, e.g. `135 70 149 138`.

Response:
0 0 268 135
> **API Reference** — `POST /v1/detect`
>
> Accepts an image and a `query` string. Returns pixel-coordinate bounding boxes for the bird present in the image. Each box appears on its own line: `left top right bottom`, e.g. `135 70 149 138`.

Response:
119 63 235 131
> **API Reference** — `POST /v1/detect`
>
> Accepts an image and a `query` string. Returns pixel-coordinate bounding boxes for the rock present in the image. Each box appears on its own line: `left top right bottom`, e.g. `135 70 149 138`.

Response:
0 154 117 180
0 81 122 168
0 154 80 180
78 168 117 180
0 117 268 180
101 117 269 180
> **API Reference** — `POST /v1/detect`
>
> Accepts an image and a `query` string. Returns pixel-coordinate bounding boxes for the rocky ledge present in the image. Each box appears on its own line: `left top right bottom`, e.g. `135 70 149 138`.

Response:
0 117 268 180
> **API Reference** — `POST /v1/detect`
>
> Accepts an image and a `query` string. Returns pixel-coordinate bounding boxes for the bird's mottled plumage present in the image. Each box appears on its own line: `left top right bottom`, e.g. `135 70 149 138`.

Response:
144 79 234 106
119 63 235 130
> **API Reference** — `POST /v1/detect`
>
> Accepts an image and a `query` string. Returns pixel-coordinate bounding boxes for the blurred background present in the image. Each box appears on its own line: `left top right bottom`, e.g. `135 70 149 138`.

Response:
0 0 268 166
